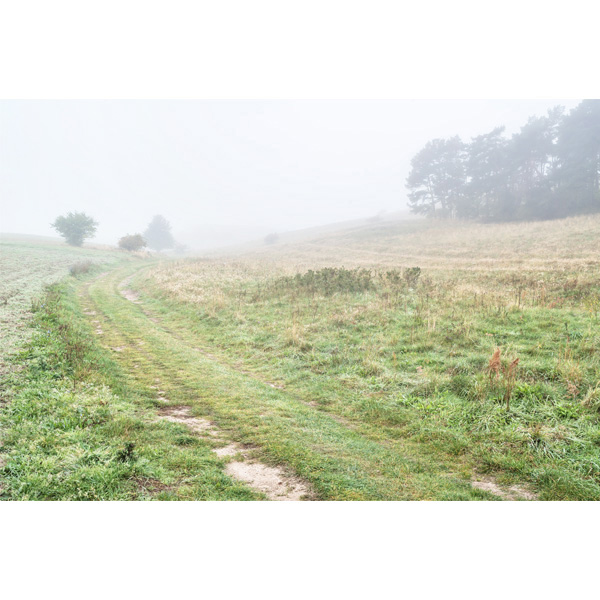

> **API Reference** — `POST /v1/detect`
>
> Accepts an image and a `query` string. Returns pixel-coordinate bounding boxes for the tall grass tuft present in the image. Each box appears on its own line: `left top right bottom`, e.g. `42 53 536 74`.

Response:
488 347 519 411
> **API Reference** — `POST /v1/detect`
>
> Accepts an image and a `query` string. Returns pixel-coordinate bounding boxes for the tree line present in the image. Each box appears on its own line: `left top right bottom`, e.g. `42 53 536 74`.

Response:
51 212 177 251
406 100 600 221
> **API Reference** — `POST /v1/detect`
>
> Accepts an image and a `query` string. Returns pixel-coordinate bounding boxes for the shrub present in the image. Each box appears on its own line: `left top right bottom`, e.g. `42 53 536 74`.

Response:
275 267 374 296
118 234 147 252
264 232 279 245
403 267 421 286
69 261 93 276
379 270 403 286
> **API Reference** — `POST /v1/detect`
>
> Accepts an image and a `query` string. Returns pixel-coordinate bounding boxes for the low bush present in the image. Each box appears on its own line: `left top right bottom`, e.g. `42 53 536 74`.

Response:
118 234 147 252
274 267 374 296
264 232 279 245
69 261 93 276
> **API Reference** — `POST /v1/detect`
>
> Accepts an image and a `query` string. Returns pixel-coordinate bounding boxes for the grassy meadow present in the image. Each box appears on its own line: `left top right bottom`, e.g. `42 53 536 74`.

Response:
1 215 600 500
135 214 600 499
0 236 121 379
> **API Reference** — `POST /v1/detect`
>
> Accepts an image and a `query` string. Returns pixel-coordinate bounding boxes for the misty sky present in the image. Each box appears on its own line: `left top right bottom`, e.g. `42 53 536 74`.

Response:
0 99 581 247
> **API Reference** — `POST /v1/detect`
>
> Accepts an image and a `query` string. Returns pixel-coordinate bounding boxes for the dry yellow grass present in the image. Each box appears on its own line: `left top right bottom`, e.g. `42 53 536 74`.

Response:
241 213 600 269
145 214 600 314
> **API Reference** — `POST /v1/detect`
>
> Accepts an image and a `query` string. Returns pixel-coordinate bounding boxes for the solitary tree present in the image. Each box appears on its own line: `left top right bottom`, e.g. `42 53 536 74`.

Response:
51 212 98 246
118 233 147 251
143 215 175 251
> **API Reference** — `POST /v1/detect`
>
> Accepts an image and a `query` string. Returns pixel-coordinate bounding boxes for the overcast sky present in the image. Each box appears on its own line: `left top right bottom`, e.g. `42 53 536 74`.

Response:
0 99 581 247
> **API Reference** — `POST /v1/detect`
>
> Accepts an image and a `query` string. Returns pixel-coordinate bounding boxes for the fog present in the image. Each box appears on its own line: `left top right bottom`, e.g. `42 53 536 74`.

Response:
0 99 581 249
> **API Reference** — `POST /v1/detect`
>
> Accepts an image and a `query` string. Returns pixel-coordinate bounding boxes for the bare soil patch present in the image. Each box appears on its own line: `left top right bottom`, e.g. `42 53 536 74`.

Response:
158 405 219 436
225 461 311 501
156 391 169 404
120 288 141 303
157 405 313 500
214 443 246 458
118 274 141 303
472 476 536 500
133 476 175 494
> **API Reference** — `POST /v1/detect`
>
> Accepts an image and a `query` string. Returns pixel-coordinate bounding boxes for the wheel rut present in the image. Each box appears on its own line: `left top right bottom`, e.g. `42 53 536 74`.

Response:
81 269 315 501
79 264 523 501
157 405 312 500
117 272 357 430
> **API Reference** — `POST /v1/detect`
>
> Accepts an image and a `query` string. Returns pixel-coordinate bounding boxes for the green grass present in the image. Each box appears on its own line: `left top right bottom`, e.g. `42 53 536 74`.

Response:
135 215 600 500
3 215 600 500
71 264 484 500
0 275 257 500
0 238 123 380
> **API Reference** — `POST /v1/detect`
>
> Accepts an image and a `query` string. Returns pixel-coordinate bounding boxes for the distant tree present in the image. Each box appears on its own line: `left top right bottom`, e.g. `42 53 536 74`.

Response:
143 215 175 251
51 212 98 246
118 233 147 251
406 136 466 217
555 100 600 214
405 100 600 222
465 127 510 220
506 108 563 218
264 232 279 245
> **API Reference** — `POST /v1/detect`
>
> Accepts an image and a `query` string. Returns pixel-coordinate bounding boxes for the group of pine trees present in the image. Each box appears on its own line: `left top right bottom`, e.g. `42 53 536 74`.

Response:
406 100 600 221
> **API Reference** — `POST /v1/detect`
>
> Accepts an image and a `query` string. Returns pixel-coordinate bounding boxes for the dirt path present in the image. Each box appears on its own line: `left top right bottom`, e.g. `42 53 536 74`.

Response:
156 405 312 500
82 268 314 500
78 264 534 501
118 273 142 303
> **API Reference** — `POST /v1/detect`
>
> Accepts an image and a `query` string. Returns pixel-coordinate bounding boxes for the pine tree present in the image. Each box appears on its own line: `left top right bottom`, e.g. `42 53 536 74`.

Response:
406 137 466 217
555 100 600 214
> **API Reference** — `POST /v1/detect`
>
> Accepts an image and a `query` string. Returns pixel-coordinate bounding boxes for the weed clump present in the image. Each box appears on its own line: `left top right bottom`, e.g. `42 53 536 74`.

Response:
581 384 600 411
487 347 519 411
403 267 421 286
69 261 93 276
115 442 136 463
271 266 423 298
275 267 374 297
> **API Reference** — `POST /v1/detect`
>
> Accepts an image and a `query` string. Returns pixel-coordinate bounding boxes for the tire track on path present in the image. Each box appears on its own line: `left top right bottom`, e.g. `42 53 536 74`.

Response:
80 263 521 500
81 266 316 501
